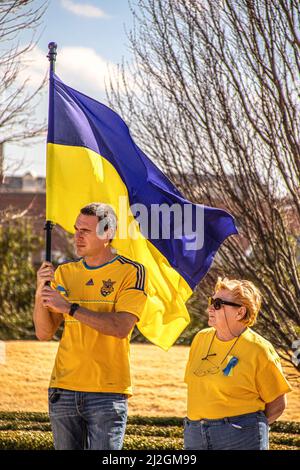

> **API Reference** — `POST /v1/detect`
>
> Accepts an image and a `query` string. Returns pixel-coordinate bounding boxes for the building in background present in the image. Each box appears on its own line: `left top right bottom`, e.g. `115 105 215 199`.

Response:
0 173 72 264
0 172 45 193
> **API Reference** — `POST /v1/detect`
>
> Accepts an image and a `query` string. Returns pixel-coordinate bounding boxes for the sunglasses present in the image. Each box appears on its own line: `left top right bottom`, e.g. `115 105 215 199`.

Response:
208 296 242 310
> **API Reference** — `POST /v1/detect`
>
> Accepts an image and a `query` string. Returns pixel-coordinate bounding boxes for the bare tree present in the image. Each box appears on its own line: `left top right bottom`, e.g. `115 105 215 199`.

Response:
0 0 48 151
107 0 300 365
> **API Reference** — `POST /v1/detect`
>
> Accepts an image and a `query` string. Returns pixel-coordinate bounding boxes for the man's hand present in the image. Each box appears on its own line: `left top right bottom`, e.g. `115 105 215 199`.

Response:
36 262 55 295
41 286 70 314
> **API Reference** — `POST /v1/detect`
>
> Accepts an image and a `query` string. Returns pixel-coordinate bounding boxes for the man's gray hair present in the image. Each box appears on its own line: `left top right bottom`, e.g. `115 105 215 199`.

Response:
80 203 117 241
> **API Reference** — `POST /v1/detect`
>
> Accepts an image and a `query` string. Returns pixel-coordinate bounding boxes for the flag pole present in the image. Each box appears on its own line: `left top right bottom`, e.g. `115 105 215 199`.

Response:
44 42 57 262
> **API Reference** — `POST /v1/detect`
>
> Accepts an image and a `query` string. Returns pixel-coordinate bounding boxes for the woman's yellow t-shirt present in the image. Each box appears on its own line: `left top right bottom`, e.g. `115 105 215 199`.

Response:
184 327 292 420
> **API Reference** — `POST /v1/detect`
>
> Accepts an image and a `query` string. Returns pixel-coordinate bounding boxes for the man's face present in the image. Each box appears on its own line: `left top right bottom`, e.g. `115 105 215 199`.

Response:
74 214 107 258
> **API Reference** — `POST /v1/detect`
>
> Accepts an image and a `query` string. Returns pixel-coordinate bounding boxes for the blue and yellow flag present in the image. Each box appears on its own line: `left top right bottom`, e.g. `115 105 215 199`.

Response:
46 72 238 350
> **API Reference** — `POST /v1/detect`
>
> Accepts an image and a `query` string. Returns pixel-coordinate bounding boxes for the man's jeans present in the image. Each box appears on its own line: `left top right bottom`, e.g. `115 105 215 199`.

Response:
184 411 269 450
48 388 128 450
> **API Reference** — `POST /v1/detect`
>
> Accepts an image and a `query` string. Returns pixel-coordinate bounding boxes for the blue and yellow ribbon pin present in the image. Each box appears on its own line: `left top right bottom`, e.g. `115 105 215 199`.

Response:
222 356 239 376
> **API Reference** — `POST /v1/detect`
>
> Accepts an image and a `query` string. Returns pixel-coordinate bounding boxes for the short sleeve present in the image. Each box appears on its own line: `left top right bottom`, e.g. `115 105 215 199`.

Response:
256 349 292 403
51 265 68 297
115 265 148 320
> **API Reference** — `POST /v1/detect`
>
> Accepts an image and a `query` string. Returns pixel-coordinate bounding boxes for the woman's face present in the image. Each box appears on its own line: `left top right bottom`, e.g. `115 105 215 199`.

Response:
207 288 245 332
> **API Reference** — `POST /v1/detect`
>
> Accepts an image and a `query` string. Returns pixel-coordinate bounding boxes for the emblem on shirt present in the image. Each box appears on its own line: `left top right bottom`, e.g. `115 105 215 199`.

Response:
86 278 94 286
56 285 69 297
101 279 116 297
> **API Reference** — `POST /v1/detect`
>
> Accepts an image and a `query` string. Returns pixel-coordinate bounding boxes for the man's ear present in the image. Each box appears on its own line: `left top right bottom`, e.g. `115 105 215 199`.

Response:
105 226 114 242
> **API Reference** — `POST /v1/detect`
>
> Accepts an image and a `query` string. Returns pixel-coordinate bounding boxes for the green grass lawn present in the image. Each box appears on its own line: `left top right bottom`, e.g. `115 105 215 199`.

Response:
0 412 299 450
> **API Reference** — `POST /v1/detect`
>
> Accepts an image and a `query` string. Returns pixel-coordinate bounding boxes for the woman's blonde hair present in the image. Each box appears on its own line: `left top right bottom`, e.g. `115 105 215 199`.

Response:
214 277 262 327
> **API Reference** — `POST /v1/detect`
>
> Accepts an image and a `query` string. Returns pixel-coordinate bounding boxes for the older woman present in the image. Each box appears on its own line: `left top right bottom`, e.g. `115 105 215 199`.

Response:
184 278 292 450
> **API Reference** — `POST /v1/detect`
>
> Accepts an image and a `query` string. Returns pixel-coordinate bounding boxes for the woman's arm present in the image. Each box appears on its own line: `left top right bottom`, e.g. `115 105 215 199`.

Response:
264 394 287 424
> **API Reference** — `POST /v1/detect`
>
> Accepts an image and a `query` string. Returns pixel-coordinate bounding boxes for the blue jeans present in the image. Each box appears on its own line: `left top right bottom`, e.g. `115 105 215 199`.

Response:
48 388 128 450
184 411 269 450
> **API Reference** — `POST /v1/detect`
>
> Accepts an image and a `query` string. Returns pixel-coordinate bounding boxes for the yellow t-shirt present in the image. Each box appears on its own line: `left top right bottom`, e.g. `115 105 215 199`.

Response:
184 327 292 420
49 255 147 395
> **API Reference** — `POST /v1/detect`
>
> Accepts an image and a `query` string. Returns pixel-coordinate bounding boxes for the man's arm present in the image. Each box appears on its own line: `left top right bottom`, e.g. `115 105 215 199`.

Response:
33 262 64 341
41 286 138 339
72 307 138 339
264 394 287 424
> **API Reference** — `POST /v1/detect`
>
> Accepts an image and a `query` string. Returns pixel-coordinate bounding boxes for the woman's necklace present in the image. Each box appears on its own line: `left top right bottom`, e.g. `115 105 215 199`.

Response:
201 331 241 367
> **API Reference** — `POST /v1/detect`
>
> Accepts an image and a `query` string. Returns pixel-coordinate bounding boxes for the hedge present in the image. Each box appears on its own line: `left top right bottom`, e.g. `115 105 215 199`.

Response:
0 412 298 450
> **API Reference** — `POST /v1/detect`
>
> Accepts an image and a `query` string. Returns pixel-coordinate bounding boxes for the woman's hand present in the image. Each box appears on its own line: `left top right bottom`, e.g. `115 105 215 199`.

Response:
264 394 287 424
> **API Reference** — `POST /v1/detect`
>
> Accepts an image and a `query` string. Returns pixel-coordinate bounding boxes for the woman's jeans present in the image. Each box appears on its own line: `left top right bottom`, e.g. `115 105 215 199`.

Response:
48 388 128 450
184 411 269 450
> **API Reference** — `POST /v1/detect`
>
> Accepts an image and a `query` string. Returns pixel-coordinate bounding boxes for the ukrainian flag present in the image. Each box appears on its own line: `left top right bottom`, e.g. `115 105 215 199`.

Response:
46 72 238 350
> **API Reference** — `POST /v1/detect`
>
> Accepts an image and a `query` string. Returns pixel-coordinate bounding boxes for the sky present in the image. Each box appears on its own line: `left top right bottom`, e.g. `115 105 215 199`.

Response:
5 0 135 177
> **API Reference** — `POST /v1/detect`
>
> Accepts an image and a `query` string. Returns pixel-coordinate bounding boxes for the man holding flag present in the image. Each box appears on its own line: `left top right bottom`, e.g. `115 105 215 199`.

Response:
34 43 238 451
34 202 147 450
